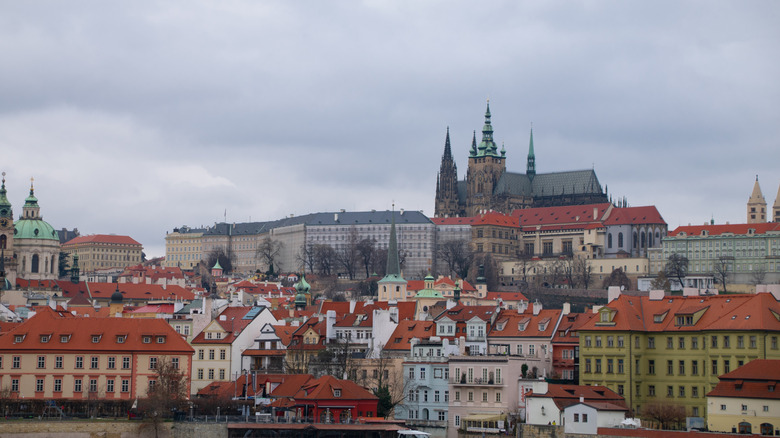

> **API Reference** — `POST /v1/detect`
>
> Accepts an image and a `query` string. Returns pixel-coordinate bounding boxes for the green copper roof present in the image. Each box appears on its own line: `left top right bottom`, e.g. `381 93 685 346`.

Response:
295 274 311 293
473 101 503 159
384 209 401 278
415 288 443 298
14 218 58 240
0 176 11 218
527 128 536 177
212 260 223 270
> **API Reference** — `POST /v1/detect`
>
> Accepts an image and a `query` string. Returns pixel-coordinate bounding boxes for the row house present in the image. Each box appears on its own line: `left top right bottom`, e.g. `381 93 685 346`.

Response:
551 311 596 383
0 307 193 400
190 305 276 394
707 359 780 435
242 322 288 373
579 291 780 418
399 341 453 429
434 303 499 355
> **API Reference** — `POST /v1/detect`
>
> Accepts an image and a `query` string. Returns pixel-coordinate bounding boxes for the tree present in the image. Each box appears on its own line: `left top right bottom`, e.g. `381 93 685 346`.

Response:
138 357 189 438
713 256 732 293
297 243 317 274
437 239 473 279
313 244 337 276
650 270 671 291
664 253 689 290
641 402 686 430
205 246 235 274
751 266 767 286
602 268 631 290
573 256 593 290
257 237 283 276
336 227 360 280
357 238 377 278
58 251 70 278
467 254 499 291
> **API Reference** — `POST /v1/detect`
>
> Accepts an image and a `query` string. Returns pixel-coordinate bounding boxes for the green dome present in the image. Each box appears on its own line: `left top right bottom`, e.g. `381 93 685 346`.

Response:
295 275 310 294
14 218 58 241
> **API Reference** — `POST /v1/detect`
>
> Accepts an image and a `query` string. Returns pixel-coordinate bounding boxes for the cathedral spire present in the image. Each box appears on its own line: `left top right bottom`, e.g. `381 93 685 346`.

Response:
444 126 452 159
478 100 496 155
469 130 477 157
386 206 400 277
527 127 536 179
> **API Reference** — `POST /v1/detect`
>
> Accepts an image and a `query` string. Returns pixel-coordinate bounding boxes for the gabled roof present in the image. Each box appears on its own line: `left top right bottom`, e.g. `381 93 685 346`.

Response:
296 375 378 401
512 203 611 228
434 303 496 322
191 306 267 344
708 360 780 400
602 205 665 226
527 383 626 411
270 374 315 398
489 308 561 338
552 312 597 343
0 307 193 353
59 282 195 302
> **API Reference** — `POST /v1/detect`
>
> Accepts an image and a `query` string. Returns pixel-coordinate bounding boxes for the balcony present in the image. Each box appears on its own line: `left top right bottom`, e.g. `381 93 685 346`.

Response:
450 377 503 386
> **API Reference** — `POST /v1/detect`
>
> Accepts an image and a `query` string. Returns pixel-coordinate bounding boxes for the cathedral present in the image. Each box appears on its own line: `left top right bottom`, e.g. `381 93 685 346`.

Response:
435 102 609 217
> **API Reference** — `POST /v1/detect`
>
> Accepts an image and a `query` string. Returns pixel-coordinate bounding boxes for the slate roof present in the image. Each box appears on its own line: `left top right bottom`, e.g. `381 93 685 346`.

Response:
494 170 603 198
669 222 780 237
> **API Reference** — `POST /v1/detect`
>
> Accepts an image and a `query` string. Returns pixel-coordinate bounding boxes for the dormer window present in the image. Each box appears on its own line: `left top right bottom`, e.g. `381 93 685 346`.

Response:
143 336 151 344
60 335 70 343
14 335 24 343
334 388 342 397
518 322 527 331
116 335 126 344
40 335 50 343
156 336 166 344
207 332 213 339
92 335 102 343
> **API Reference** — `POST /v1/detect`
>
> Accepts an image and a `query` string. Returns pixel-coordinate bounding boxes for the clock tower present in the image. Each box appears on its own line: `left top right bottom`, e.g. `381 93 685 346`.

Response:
0 172 17 287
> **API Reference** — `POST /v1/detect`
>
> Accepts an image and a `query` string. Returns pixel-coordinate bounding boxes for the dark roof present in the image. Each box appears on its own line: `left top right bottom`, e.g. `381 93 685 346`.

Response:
494 169 603 198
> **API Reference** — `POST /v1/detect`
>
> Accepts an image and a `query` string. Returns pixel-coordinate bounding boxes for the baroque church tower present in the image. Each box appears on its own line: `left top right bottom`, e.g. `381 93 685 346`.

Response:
747 176 767 224
466 101 506 216
434 128 463 217
0 172 17 287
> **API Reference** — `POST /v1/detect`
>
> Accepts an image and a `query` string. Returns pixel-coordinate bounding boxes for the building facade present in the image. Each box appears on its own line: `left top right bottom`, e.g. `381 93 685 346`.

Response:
62 235 143 275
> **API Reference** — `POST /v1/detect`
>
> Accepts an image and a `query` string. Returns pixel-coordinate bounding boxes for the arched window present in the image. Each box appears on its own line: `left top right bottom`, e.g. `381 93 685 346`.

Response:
738 422 752 434
760 423 773 435
633 232 638 248
608 234 613 249
618 233 624 248
31 254 39 273
641 232 646 248
51 256 56 274
0 235 5 249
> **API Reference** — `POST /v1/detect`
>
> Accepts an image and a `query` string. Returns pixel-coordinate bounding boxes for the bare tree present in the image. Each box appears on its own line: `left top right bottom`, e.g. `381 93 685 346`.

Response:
573 257 593 289
437 239 473 279
297 243 317 274
205 246 235 274
467 254 499 291
751 266 767 286
548 258 567 288
257 236 284 276
641 402 686 430
314 244 337 276
357 238 377 278
713 256 732 293
602 268 631 290
513 254 536 286
336 227 360 280
650 270 671 291
138 357 189 438
664 253 689 290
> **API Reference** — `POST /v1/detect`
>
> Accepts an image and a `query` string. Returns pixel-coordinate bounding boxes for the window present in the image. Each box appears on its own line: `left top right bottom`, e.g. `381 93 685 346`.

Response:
585 359 592 373
197 369 204 379
198 349 204 360
75 356 83 369
89 379 98 393
455 415 460 427
122 357 131 369
648 337 655 349
750 336 757 348
617 336 624 347
149 357 157 370
219 369 225 380
37 356 45 369
724 359 730 373
679 386 685 397
92 335 101 343
36 379 44 392
742 404 748 411
692 386 698 398
667 386 673 397
711 335 718 348
584 336 591 347
172 357 179 369
209 349 215 360
679 360 685 375
54 379 62 392
445 390 449 402
74 379 82 393
454 391 460 401
143 336 151 344
712 360 718 375
720 404 727 411
482 392 488 402
691 360 698 375
667 360 674 375
678 337 685 349
723 336 730 348
595 336 602 347
574 413 580 422
438 412 446 421
334 389 342 397
737 336 744 348
648 360 655 375
108 357 115 369
496 392 501 402
618 359 624 374
156 336 165 344
220 349 226 360
148 380 156 392
434 390 440 402
667 337 673 349
116 335 125 343
691 337 698 349
595 359 602 373
91 357 99 369
607 359 614 373
421 367 426 379
121 379 130 392
583 414 588 422
11 379 18 392
772 337 778 349
107 379 114 393
468 391 473 402
208 369 214 379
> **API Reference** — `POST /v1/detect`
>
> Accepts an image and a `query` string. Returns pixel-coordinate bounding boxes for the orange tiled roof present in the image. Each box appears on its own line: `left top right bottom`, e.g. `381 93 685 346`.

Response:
0 307 193 353
601 206 665 226
63 234 142 246
489 308 561 338
190 306 261 344
512 203 612 226
434 302 497 322
296 375 378 401
385 320 436 351
669 222 780 237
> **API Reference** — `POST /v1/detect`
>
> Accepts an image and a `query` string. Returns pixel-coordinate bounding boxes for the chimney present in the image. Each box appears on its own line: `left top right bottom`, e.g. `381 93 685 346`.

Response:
579 396 584 403
562 302 571 316
326 310 337 340
533 300 542 315
593 207 598 220
334 213 339 221
517 300 528 314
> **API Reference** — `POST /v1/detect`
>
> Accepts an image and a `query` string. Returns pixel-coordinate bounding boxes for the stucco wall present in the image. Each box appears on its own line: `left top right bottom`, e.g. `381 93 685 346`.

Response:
0 421 226 438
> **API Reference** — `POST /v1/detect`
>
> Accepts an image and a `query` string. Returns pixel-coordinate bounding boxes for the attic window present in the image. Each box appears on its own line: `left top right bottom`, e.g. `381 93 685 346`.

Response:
394 337 402 344
14 335 25 343
143 336 152 344
40 335 50 343
156 336 166 344
116 335 126 344
334 388 342 397
60 335 70 343
92 335 102 343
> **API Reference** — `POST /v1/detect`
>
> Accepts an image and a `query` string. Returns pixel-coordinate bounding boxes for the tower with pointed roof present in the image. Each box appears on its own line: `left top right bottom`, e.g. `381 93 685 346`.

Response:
772 182 780 223
377 208 407 301
434 128 464 218
13 178 60 281
527 128 536 179
0 172 17 287
466 101 507 215
747 176 767 224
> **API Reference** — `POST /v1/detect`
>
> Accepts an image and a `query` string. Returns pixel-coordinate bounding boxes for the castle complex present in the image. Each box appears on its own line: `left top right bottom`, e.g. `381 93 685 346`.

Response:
435 102 609 218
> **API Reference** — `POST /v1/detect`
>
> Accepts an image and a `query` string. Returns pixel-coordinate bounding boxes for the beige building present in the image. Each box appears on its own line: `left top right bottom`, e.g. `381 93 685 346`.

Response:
164 226 204 270
747 176 768 224
707 359 780 435
62 234 143 274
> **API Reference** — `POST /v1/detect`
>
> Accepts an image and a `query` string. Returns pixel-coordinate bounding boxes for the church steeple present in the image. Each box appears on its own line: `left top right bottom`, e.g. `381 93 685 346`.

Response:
377 206 407 301
435 128 461 217
527 128 536 179
747 175 767 224
22 177 41 220
469 131 477 157
386 210 400 277
477 100 499 157
0 172 13 219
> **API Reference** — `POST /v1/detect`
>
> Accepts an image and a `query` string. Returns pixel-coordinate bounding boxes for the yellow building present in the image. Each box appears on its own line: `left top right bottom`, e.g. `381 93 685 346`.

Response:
164 226 204 269
62 234 143 274
707 359 780 435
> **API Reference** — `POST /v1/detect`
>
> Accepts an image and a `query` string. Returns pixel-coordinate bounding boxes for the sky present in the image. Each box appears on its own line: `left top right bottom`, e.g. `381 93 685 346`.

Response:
1 1 779 258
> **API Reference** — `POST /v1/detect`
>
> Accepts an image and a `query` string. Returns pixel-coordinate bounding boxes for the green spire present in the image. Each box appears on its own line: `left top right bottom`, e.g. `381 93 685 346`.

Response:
0 172 12 218
527 128 536 179
386 208 400 276
477 100 500 157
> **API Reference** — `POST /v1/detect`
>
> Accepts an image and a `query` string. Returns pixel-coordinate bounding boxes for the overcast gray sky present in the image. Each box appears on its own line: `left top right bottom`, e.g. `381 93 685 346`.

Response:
1 1 778 258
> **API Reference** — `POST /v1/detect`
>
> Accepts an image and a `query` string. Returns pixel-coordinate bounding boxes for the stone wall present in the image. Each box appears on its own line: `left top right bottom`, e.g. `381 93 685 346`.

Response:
518 424 638 438
0 421 227 438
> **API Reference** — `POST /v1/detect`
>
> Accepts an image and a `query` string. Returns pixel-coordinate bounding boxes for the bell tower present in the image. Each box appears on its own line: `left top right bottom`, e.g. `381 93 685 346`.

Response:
466 100 506 216
0 172 17 286
434 127 462 217
747 176 767 224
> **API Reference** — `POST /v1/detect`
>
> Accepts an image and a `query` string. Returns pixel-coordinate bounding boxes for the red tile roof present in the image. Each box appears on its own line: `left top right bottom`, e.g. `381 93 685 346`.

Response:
512 203 612 226
191 306 262 344
434 303 497 322
527 383 626 410
385 320 436 352
601 206 665 226
490 308 561 339
63 234 142 246
669 222 780 237
0 307 193 353
296 375 378 401
707 359 780 400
